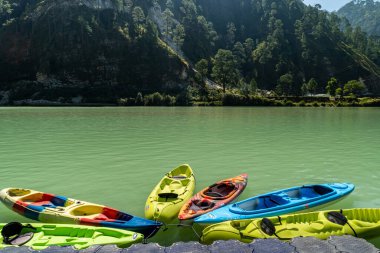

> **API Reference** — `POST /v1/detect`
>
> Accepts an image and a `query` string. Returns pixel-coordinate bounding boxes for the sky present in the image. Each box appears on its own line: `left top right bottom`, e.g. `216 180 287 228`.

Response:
302 0 352 12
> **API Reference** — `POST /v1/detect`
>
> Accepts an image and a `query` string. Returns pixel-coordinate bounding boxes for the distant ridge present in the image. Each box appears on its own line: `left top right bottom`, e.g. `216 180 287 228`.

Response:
338 0 380 36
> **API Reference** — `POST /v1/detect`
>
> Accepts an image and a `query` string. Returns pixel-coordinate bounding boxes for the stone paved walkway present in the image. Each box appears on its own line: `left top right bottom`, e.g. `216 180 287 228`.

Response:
0 236 378 253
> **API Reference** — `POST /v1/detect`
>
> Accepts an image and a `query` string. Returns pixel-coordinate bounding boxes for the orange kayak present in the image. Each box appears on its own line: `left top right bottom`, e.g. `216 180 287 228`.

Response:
178 174 248 220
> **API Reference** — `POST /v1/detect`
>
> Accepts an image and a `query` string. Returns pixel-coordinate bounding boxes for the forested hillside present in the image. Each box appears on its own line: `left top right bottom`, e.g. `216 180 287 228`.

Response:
0 0 380 105
338 0 380 36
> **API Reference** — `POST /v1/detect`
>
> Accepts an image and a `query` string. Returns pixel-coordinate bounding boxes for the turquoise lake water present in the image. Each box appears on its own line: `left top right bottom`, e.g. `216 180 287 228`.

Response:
0 107 379 246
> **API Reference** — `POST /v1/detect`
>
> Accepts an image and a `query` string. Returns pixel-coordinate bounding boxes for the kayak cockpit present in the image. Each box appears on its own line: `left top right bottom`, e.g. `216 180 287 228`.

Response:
231 185 336 214
157 193 179 202
155 178 191 202
17 192 74 211
7 189 32 197
202 183 237 200
235 195 289 212
71 205 133 222
285 185 334 199
167 164 193 179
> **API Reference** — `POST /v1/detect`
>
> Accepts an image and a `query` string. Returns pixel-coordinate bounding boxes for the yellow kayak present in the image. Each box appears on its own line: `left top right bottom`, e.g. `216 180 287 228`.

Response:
201 208 380 244
145 164 195 223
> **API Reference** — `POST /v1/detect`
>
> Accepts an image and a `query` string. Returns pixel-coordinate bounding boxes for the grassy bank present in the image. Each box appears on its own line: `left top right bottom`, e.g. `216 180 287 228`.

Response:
2 90 380 107
115 91 380 107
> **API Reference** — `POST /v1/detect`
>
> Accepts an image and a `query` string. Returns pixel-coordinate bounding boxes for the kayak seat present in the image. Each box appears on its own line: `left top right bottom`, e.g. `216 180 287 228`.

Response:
170 175 187 180
158 193 179 201
49 196 68 207
192 200 215 211
312 185 334 195
94 213 109 221
28 201 58 212
261 195 289 209
269 195 289 205
24 194 67 210
263 198 277 208
299 187 321 198
26 195 68 212
31 201 56 208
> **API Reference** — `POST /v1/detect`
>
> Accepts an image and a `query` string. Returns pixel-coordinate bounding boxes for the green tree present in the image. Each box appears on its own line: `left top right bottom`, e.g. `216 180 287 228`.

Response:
0 0 12 16
166 0 174 10
124 0 133 13
180 0 197 20
132 7 145 24
305 78 318 95
336 87 343 97
301 78 318 95
211 49 240 92
243 38 255 56
233 42 247 70
132 6 146 35
249 79 258 93
173 24 185 48
343 80 367 97
239 78 257 96
162 8 174 37
276 73 294 96
326 77 339 96
226 22 236 47
195 59 209 78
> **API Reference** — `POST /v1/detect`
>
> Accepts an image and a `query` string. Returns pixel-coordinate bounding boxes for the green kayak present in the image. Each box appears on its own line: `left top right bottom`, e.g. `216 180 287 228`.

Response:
201 208 380 244
0 222 143 250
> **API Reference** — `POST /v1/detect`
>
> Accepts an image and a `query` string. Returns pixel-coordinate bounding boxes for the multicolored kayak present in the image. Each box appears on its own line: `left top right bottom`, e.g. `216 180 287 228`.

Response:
195 183 355 223
178 174 248 220
0 222 143 250
0 188 162 238
201 208 380 244
145 164 195 223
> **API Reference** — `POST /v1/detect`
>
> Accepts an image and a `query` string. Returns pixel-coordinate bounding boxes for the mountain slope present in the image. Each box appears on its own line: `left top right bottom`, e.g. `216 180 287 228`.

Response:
0 0 380 104
0 0 190 103
338 0 380 36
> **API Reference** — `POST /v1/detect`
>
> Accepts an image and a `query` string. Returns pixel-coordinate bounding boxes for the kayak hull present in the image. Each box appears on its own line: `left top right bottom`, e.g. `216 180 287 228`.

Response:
201 208 380 244
195 183 355 223
178 174 248 220
0 188 162 238
145 164 195 223
0 223 143 250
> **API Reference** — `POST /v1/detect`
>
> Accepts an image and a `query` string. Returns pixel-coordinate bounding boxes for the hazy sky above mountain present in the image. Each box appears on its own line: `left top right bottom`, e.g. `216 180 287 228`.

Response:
302 0 351 11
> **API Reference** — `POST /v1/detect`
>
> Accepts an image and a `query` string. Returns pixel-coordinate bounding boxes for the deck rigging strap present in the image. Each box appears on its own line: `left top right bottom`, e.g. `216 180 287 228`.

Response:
340 209 358 237
277 216 282 225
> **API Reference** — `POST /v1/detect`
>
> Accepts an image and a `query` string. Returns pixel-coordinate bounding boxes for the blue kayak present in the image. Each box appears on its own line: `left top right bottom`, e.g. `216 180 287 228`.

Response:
194 183 355 223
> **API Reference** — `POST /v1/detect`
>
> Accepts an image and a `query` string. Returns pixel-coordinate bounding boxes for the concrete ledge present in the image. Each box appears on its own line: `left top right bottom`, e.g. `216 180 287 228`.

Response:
0 236 378 253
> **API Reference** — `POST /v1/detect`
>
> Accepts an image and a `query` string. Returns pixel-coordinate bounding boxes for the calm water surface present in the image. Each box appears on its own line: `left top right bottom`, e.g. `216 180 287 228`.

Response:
0 107 379 246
